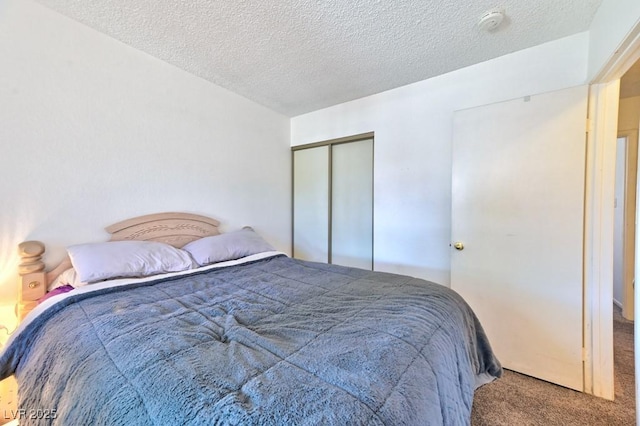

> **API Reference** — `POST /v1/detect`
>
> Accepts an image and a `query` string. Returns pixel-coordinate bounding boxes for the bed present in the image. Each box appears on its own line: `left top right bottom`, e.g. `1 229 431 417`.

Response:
0 212 501 425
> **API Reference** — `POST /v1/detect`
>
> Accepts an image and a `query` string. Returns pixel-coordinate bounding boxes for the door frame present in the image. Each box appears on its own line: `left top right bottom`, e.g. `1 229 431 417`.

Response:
584 79 619 400
586 21 640 400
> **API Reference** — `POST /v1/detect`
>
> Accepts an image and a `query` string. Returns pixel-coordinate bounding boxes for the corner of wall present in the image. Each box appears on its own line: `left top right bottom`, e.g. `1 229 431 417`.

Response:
587 0 640 81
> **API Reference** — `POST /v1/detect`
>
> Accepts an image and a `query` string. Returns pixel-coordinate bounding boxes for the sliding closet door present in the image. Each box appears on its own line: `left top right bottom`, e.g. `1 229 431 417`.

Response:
331 139 373 269
293 146 329 262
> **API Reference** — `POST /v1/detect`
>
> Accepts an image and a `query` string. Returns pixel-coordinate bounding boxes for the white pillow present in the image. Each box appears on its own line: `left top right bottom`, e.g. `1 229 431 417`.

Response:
67 240 194 283
48 267 86 291
182 227 275 266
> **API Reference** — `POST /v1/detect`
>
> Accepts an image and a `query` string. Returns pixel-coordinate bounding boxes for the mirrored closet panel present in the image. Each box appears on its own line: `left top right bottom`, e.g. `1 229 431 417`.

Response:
292 133 373 270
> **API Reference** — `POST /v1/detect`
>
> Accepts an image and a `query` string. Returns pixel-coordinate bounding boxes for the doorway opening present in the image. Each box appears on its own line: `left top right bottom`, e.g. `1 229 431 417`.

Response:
612 57 640 416
614 60 640 322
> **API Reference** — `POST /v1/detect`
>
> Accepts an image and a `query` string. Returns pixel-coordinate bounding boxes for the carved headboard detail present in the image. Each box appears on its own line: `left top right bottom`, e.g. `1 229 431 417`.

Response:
106 212 221 248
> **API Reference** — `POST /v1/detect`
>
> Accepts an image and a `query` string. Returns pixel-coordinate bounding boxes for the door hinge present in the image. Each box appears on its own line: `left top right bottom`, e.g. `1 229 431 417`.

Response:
585 118 591 133
582 347 588 361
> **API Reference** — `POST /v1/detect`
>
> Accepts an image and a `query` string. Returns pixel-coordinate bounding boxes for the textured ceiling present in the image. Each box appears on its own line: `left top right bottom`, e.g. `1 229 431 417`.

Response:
35 0 603 116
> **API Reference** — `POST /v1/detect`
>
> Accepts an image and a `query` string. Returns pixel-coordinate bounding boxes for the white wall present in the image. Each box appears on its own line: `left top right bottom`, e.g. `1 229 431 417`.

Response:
613 137 626 306
588 0 640 81
0 1 291 303
291 33 590 285
619 96 640 131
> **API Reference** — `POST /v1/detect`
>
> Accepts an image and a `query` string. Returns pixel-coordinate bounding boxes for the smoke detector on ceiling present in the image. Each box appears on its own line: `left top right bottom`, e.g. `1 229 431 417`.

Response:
478 8 505 32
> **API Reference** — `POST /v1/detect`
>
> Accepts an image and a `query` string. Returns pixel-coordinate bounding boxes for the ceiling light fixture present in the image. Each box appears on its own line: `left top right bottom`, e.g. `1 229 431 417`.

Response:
478 8 505 32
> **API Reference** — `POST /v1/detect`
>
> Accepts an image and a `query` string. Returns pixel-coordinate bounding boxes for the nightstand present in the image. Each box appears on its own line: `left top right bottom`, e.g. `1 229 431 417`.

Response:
0 305 19 425
0 376 17 425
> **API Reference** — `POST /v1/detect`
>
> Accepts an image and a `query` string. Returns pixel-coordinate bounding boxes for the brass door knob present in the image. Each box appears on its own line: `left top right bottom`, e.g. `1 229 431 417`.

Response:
453 242 464 250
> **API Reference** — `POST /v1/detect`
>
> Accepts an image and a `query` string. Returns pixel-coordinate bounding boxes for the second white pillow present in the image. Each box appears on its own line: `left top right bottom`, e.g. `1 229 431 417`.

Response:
183 228 274 266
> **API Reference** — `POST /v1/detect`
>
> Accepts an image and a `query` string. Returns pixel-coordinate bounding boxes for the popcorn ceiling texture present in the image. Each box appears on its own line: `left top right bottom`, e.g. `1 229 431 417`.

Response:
34 0 602 116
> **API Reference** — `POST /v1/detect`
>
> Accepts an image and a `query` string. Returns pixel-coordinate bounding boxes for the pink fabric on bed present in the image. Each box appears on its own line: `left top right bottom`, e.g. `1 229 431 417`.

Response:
39 284 74 304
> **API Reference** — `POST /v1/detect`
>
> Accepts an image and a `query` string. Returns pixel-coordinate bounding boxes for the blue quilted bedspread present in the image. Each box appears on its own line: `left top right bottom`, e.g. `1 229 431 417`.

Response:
0 255 501 425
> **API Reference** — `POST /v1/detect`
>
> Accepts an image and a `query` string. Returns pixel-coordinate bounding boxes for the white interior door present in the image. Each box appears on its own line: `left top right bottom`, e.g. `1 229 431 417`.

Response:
451 86 588 391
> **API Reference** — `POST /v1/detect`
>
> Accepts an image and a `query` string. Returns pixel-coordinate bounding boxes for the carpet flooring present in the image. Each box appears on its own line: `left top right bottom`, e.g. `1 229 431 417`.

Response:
471 307 635 425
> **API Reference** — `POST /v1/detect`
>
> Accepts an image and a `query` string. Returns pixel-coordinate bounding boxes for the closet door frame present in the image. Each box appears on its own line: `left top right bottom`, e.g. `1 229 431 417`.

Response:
292 131 374 266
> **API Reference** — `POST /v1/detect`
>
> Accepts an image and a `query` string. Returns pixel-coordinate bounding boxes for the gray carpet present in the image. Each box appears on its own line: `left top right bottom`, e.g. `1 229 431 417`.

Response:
471 306 635 425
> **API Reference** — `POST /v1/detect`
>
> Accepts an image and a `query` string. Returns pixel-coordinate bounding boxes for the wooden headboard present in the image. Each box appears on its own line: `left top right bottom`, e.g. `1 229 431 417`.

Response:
106 212 220 248
17 212 221 320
